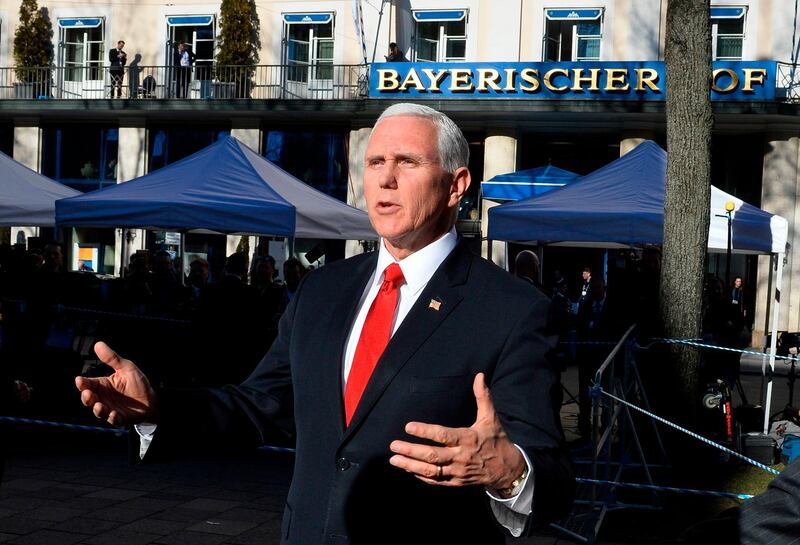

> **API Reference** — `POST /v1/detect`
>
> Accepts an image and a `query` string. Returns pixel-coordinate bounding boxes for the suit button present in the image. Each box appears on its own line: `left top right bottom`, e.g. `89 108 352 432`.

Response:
336 457 351 471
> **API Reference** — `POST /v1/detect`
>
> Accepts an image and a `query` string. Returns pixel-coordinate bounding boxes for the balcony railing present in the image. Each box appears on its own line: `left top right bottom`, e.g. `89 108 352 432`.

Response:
777 62 800 103
0 64 370 100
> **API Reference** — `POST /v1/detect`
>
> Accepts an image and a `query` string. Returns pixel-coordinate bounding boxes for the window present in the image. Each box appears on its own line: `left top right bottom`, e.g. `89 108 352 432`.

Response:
42 125 118 192
166 16 216 65
412 10 467 62
283 13 334 83
264 130 348 202
711 6 745 60
58 18 104 82
543 9 602 61
148 125 229 172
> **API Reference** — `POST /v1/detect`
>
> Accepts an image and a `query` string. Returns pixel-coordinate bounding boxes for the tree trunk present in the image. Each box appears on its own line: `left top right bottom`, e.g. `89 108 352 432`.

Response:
660 0 713 424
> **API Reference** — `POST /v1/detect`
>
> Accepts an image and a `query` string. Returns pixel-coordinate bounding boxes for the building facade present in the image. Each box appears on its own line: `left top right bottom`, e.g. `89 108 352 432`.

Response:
1 0 799 342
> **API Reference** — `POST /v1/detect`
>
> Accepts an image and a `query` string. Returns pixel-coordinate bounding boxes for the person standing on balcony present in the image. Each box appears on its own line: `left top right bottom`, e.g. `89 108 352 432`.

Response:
108 40 127 98
173 41 195 98
384 42 407 62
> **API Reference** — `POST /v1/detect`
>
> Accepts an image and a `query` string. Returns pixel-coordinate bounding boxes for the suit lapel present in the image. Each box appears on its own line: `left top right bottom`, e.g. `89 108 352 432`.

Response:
342 241 472 442
321 252 377 435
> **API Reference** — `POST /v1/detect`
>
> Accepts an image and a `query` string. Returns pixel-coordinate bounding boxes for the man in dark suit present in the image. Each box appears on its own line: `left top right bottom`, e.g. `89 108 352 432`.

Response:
173 41 195 98
108 40 127 98
75 103 574 543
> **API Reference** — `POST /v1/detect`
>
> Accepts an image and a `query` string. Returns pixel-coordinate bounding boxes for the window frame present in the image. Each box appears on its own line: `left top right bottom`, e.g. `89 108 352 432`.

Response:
711 6 746 61
412 10 468 63
542 8 603 62
58 18 105 83
282 13 335 83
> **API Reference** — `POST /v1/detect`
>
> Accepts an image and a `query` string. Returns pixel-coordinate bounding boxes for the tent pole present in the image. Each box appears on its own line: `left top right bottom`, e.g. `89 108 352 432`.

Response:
760 253 775 407
180 232 186 286
119 228 127 277
537 245 544 285
763 252 784 435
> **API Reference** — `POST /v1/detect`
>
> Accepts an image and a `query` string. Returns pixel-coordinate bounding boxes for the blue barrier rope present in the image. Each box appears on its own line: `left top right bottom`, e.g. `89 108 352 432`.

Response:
595 387 781 476
0 415 297 454
649 337 797 363
575 477 754 500
0 415 127 435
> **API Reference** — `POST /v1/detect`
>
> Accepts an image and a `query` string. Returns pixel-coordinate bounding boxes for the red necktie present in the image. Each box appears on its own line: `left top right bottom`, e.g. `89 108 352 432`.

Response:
344 263 405 425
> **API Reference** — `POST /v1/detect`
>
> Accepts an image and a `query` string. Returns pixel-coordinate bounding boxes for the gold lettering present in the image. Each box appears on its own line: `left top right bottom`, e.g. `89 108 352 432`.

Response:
519 68 540 92
571 68 601 92
377 69 400 91
543 68 570 92
604 68 630 92
635 68 661 92
449 68 475 92
504 68 517 92
477 68 502 92
742 68 767 92
399 69 425 91
712 68 739 93
421 68 449 92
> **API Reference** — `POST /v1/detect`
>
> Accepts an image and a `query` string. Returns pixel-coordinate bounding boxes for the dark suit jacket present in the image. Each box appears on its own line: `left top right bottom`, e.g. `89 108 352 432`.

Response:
109 48 126 68
147 241 574 544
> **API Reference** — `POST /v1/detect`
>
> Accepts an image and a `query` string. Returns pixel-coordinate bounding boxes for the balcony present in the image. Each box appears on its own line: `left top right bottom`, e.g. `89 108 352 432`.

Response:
777 62 800 103
0 64 369 101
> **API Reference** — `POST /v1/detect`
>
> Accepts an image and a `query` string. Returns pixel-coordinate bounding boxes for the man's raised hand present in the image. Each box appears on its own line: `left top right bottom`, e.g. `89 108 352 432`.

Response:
389 373 526 493
74 341 158 427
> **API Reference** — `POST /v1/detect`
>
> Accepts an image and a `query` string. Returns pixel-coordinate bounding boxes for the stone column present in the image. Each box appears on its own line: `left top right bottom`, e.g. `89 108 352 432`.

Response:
228 121 262 262
755 134 800 342
345 127 372 258
116 119 147 274
620 130 656 156
481 129 518 268
12 120 41 244
231 120 261 152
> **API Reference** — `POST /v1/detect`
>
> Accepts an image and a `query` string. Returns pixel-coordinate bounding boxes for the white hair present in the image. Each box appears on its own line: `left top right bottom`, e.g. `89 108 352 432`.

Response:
374 103 470 173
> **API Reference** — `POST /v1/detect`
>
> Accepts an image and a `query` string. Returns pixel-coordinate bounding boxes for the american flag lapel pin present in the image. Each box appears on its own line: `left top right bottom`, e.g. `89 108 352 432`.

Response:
428 298 442 311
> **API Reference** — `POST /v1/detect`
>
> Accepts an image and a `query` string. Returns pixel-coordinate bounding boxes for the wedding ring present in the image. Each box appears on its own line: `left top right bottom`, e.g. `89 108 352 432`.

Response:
436 465 443 480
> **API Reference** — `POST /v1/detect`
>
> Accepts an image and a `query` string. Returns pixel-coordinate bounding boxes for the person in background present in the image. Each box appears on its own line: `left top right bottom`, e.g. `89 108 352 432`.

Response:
173 41 195 98
385 42 407 62
730 276 745 318
282 258 306 303
108 40 127 98
514 250 543 293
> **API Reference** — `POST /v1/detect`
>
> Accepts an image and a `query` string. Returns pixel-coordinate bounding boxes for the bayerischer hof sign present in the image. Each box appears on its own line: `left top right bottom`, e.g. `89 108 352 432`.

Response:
369 61 776 101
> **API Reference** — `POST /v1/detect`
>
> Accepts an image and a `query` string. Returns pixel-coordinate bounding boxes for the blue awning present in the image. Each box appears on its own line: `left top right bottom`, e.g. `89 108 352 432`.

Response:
58 18 103 29
167 15 214 27
283 13 333 24
482 165 580 201
412 10 467 22
545 9 603 21
710 7 746 19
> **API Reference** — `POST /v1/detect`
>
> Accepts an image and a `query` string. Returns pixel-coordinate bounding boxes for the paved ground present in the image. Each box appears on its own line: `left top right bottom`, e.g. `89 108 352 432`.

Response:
0 348 790 545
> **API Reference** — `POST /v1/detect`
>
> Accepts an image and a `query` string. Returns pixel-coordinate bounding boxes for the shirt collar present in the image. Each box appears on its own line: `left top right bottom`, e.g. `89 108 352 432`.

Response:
374 228 458 294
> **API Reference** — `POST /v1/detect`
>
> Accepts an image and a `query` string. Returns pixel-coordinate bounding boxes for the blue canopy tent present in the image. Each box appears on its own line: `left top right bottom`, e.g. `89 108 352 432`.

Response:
487 140 788 434
487 141 787 254
0 150 80 226
55 136 377 240
481 164 580 201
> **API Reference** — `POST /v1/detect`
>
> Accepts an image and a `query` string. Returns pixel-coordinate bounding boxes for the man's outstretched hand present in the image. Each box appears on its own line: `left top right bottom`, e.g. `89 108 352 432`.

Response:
74 341 158 427
389 373 526 494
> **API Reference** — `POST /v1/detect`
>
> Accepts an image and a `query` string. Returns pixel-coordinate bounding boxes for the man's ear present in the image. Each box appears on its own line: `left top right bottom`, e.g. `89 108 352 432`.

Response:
448 166 471 207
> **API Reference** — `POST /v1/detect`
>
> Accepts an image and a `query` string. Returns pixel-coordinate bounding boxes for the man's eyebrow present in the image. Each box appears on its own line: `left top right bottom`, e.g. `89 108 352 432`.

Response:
365 152 429 162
